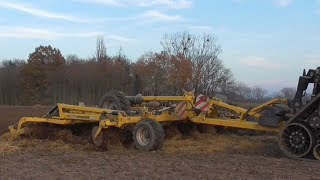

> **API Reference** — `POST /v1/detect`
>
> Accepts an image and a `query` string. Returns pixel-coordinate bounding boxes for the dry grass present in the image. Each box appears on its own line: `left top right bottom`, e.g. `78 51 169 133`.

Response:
0 129 95 155
0 126 278 157
0 127 133 156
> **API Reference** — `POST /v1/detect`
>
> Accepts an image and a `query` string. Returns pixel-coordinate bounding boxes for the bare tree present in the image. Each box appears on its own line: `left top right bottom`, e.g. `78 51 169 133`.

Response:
0 59 25 105
160 31 229 96
274 87 296 99
96 35 107 62
251 86 268 102
133 52 170 95
227 82 252 102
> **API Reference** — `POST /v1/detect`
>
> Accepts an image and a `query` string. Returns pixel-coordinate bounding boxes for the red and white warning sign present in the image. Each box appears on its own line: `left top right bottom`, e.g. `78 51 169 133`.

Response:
195 94 210 112
174 102 187 119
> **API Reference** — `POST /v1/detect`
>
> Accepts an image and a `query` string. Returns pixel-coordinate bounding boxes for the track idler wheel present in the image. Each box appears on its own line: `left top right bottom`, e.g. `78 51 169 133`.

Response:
313 144 320 160
279 123 314 158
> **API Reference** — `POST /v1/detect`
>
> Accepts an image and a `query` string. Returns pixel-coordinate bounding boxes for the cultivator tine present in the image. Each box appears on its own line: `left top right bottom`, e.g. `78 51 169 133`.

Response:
91 126 104 147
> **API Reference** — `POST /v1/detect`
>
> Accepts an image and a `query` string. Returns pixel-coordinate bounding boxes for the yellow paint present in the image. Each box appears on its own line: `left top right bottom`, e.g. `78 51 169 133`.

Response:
9 94 288 137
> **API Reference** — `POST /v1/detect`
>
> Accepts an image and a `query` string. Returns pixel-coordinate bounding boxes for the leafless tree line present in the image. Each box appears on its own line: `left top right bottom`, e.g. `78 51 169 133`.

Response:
0 32 296 106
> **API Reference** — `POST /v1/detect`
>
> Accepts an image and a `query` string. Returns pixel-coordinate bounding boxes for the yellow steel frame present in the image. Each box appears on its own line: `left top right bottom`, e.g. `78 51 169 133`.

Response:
9 103 111 133
56 103 116 120
9 94 288 137
209 98 287 120
141 95 194 103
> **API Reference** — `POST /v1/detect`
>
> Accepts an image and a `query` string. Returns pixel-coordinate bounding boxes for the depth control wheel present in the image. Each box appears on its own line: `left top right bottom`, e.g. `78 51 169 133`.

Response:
313 144 320 160
279 123 314 158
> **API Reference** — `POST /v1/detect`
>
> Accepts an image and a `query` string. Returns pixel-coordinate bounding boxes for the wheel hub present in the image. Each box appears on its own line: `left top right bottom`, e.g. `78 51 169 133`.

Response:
136 127 151 146
289 131 306 148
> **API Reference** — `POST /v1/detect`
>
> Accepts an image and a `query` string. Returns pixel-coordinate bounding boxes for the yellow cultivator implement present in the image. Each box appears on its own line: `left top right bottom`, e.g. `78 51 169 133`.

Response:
9 90 288 152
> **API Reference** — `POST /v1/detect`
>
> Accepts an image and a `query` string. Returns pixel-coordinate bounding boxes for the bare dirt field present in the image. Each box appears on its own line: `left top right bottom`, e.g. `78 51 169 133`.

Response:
0 106 52 135
0 106 319 179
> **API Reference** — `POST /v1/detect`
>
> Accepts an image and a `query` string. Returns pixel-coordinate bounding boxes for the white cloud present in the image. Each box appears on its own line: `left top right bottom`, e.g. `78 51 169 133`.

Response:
274 0 293 8
73 0 124 7
0 1 102 23
0 1 184 24
232 0 293 8
73 0 192 9
96 10 184 23
0 27 61 40
140 10 183 22
138 0 192 10
0 27 134 42
188 25 213 33
240 56 284 69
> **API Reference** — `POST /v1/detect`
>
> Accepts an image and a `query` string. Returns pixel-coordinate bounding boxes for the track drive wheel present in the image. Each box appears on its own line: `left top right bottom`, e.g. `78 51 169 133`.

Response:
279 123 314 158
133 120 164 151
99 90 131 112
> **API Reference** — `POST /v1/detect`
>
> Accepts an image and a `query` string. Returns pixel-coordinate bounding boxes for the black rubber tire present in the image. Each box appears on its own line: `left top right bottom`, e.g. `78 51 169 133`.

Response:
99 90 131 112
133 120 164 151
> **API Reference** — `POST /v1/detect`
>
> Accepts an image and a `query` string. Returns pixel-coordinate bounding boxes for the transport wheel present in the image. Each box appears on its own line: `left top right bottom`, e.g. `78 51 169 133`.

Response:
313 144 320 160
91 126 104 147
99 90 131 112
279 123 314 158
133 120 164 151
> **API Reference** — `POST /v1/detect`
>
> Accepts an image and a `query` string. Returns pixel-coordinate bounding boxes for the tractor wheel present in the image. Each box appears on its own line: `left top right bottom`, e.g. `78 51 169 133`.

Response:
99 90 131 112
133 120 164 151
279 123 314 158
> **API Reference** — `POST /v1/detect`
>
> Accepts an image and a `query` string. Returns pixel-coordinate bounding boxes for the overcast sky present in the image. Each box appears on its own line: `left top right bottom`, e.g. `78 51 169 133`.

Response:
0 0 319 91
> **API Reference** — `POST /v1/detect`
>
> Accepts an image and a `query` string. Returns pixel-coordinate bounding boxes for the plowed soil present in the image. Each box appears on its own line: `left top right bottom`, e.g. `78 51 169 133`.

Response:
0 106 52 134
0 106 319 179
